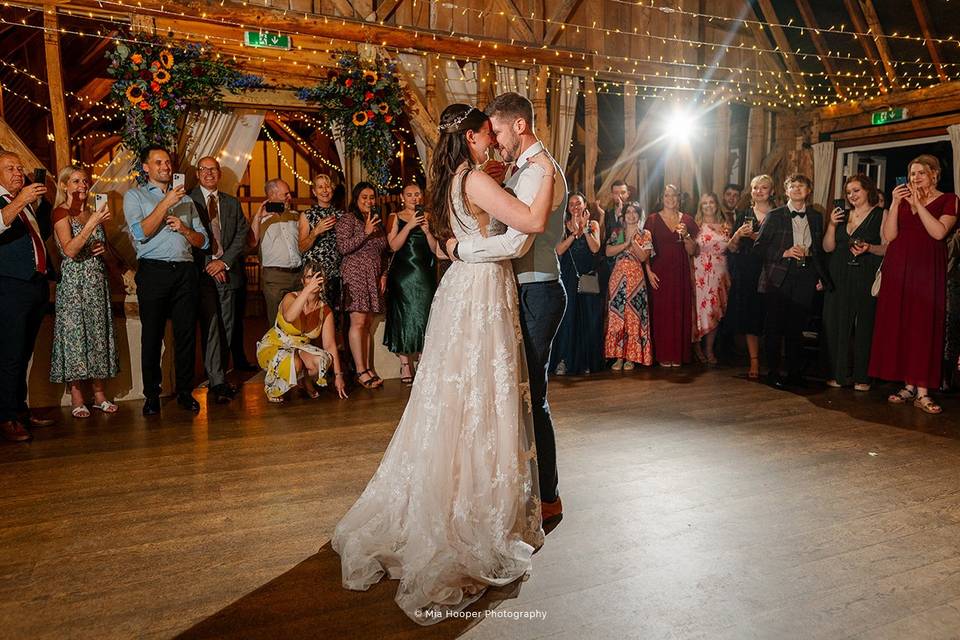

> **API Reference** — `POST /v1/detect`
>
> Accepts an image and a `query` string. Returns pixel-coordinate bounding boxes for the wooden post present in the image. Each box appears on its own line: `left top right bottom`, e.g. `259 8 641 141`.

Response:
43 6 71 171
584 77 598 201
712 102 731 193
476 59 493 109
532 65 550 151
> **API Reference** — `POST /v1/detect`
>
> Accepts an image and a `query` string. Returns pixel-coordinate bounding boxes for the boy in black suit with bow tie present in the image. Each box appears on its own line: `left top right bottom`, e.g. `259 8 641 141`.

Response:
754 174 830 388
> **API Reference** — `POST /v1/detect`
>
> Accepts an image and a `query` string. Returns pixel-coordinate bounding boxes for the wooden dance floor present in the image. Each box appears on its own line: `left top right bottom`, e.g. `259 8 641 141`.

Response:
4 368 960 639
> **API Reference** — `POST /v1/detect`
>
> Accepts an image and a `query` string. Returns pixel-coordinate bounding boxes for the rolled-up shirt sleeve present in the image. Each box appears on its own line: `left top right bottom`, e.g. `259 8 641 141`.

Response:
123 189 147 242
188 201 210 250
457 227 533 263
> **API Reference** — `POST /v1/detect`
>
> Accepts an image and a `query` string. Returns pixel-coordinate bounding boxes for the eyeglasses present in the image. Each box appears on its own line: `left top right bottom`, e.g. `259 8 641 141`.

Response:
197 167 219 174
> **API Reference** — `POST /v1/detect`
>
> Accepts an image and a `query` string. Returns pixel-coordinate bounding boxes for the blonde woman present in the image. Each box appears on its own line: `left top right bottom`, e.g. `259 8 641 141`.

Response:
49 167 120 417
726 174 775 378
693 193 731 364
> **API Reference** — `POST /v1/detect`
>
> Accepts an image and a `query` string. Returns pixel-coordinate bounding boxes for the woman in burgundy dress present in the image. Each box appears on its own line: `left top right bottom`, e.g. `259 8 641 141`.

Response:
336 181 389 389
869 154 958 414
645 184 699 366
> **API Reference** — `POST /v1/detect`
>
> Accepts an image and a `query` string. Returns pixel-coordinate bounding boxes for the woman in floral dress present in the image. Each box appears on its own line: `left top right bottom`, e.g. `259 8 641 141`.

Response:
693 193 731 364
335 181 389 389
298 174 342 307
604 202 654 370
49 167 120 418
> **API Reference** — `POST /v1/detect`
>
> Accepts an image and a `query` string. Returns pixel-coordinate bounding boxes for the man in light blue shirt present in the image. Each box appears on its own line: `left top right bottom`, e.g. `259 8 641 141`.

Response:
124 145 208 416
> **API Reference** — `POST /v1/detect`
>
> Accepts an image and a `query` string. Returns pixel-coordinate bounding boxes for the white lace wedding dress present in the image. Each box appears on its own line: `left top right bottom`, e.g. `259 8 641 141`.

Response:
332 168 544 625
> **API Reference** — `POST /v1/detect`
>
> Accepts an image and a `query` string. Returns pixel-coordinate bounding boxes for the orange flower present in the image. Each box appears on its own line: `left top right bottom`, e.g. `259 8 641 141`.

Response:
159 99 169 108
150 81 161 93
130 53 143 65
384 115 393 124
352 111 368 126
366 110 375 120
345 78 353 87
139 101 151 110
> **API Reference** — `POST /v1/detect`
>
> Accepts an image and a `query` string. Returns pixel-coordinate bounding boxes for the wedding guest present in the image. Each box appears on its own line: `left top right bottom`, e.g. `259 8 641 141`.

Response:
552 193 603 375
870 155 958 414
336 181 388 389
645 184 699 367
384 182 437 384
123 145 208 415
822 174 885 391
598 180 630 298
754 174 827 389
945 227 960 389
252 179 302 320
189 156 249 405
720 183 743 228
256 260 347 402
604 201 654 369
0 151 54 441
50 167 120 418
298 174 342 307
693 193 730 365
726 174 775 379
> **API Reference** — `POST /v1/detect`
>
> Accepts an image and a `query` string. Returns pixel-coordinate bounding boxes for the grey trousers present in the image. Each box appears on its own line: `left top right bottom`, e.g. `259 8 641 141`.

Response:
261 267 301 323
199 277 237 389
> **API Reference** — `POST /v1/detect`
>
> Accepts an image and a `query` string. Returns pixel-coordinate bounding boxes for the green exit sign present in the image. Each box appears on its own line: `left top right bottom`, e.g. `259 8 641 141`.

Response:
871 107 908 126
243 31 292 50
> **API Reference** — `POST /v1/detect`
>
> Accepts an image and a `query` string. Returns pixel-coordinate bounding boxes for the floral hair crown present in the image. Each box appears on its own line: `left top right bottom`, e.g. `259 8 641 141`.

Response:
439 107 477 133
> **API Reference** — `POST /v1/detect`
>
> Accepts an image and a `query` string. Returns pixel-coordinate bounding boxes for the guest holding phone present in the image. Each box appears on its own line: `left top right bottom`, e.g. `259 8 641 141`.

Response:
298 174 342 307
257 261 347 402
253 179 302 319
50 167 121 417
0 152 55 441
336 181 388 389
870 155 958 413
384 183 437 384
822 174 885 391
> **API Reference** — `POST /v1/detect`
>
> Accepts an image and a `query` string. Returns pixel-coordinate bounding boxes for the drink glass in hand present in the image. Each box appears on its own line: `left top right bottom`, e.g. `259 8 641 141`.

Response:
798 245 808 268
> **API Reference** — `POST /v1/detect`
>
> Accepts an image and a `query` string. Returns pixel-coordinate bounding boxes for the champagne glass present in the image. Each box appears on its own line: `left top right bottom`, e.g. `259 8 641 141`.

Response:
848 238 866 266
798 244 808 269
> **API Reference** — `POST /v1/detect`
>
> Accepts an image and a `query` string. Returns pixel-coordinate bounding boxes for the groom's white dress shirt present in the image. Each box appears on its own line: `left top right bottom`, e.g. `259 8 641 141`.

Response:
456 140 568 284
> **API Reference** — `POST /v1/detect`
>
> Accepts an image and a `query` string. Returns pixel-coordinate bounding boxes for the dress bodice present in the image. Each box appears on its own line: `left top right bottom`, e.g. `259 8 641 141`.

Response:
450 167 507 242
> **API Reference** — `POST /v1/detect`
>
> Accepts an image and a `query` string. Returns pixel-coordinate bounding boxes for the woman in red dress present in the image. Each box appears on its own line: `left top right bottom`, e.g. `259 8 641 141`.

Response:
869 154 958 414
645 184 699 366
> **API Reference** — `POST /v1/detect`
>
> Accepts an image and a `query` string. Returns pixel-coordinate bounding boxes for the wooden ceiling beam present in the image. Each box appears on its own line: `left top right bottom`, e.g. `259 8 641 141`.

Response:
375 0 405 22
329 0 357 19
543 0 583 46
794 0 847 101
858 0 898 89
909 0 948 83
841 0 889 93
756 0 808 98
492 0 536 43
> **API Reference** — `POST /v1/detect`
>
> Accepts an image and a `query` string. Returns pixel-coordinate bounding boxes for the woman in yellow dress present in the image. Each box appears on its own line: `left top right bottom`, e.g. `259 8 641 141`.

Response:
257 260 348 402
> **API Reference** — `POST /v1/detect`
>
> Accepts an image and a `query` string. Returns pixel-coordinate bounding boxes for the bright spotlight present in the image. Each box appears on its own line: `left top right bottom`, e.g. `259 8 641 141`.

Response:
663 107 698 143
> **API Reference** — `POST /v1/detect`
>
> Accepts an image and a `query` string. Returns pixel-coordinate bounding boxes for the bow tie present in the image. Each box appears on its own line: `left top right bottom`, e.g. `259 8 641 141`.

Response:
791 210 807 219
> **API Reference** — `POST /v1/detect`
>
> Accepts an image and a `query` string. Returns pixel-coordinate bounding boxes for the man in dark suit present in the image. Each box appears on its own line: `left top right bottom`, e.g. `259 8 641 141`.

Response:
754 173 829 389
190 156 250 404
0 151 56 442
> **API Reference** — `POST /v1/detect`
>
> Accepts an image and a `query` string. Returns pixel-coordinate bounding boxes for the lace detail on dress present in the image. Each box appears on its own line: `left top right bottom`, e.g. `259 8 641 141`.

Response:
332 165 543 625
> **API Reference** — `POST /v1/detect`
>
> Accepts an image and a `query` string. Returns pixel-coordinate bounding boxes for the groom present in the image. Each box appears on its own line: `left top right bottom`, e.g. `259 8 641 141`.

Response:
447 93 568 530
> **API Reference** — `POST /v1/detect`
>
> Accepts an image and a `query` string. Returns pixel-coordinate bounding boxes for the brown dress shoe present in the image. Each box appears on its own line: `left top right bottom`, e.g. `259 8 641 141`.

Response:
27 414 55 428
1 420 32 442
541 496 563 533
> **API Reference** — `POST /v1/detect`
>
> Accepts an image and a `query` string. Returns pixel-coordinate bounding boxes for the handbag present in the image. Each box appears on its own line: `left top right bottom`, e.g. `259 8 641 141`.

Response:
577 272 600 294
870 259 883 297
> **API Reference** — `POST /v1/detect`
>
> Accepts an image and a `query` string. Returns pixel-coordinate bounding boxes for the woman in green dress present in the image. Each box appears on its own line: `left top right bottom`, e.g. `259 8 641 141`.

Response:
49 167 121 418
383 183 438 384
822 173 886 390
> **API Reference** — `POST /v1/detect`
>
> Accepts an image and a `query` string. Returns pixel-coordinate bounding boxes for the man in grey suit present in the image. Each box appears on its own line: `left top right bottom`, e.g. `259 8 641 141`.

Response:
447 93 568 530
190 156 250 404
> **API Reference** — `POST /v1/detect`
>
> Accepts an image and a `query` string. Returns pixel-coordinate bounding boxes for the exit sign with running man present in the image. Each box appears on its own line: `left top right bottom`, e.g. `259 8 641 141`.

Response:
243 31 292 50
871 107 908 126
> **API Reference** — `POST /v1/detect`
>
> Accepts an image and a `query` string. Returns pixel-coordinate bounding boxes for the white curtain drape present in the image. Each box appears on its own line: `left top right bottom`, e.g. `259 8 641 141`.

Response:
495 66 530 98
549 75 580 174
812 141 835 210
178 108 264 195
948 124 960 192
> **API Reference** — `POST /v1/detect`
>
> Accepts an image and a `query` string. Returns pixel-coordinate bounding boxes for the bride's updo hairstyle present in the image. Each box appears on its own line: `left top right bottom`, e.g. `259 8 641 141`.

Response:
428 103 490 244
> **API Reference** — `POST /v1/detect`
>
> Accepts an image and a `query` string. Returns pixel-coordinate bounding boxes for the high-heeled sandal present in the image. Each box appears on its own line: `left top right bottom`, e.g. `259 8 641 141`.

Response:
400 362 414 385
357 370 381 389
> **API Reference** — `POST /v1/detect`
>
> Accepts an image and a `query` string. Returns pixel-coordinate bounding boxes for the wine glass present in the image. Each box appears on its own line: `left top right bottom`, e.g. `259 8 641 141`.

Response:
847 238 866 266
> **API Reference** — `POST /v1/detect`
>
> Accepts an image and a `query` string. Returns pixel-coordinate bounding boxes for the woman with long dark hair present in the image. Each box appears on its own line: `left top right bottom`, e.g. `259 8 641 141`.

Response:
333 103 557 624
335 181 388 388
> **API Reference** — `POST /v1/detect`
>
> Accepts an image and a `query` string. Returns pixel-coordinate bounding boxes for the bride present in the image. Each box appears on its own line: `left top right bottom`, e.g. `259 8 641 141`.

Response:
332 103 557 624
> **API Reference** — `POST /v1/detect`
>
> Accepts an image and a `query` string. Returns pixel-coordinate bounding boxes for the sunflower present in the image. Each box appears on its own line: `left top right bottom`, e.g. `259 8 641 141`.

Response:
153 69 171 84
377 102 389 114
125 83 145 103
159 50 174 69
362 70 378 85
352 111 368 127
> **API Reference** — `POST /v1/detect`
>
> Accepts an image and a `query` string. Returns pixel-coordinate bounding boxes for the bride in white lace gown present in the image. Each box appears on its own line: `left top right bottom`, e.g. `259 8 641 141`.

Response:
332 104 558 625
